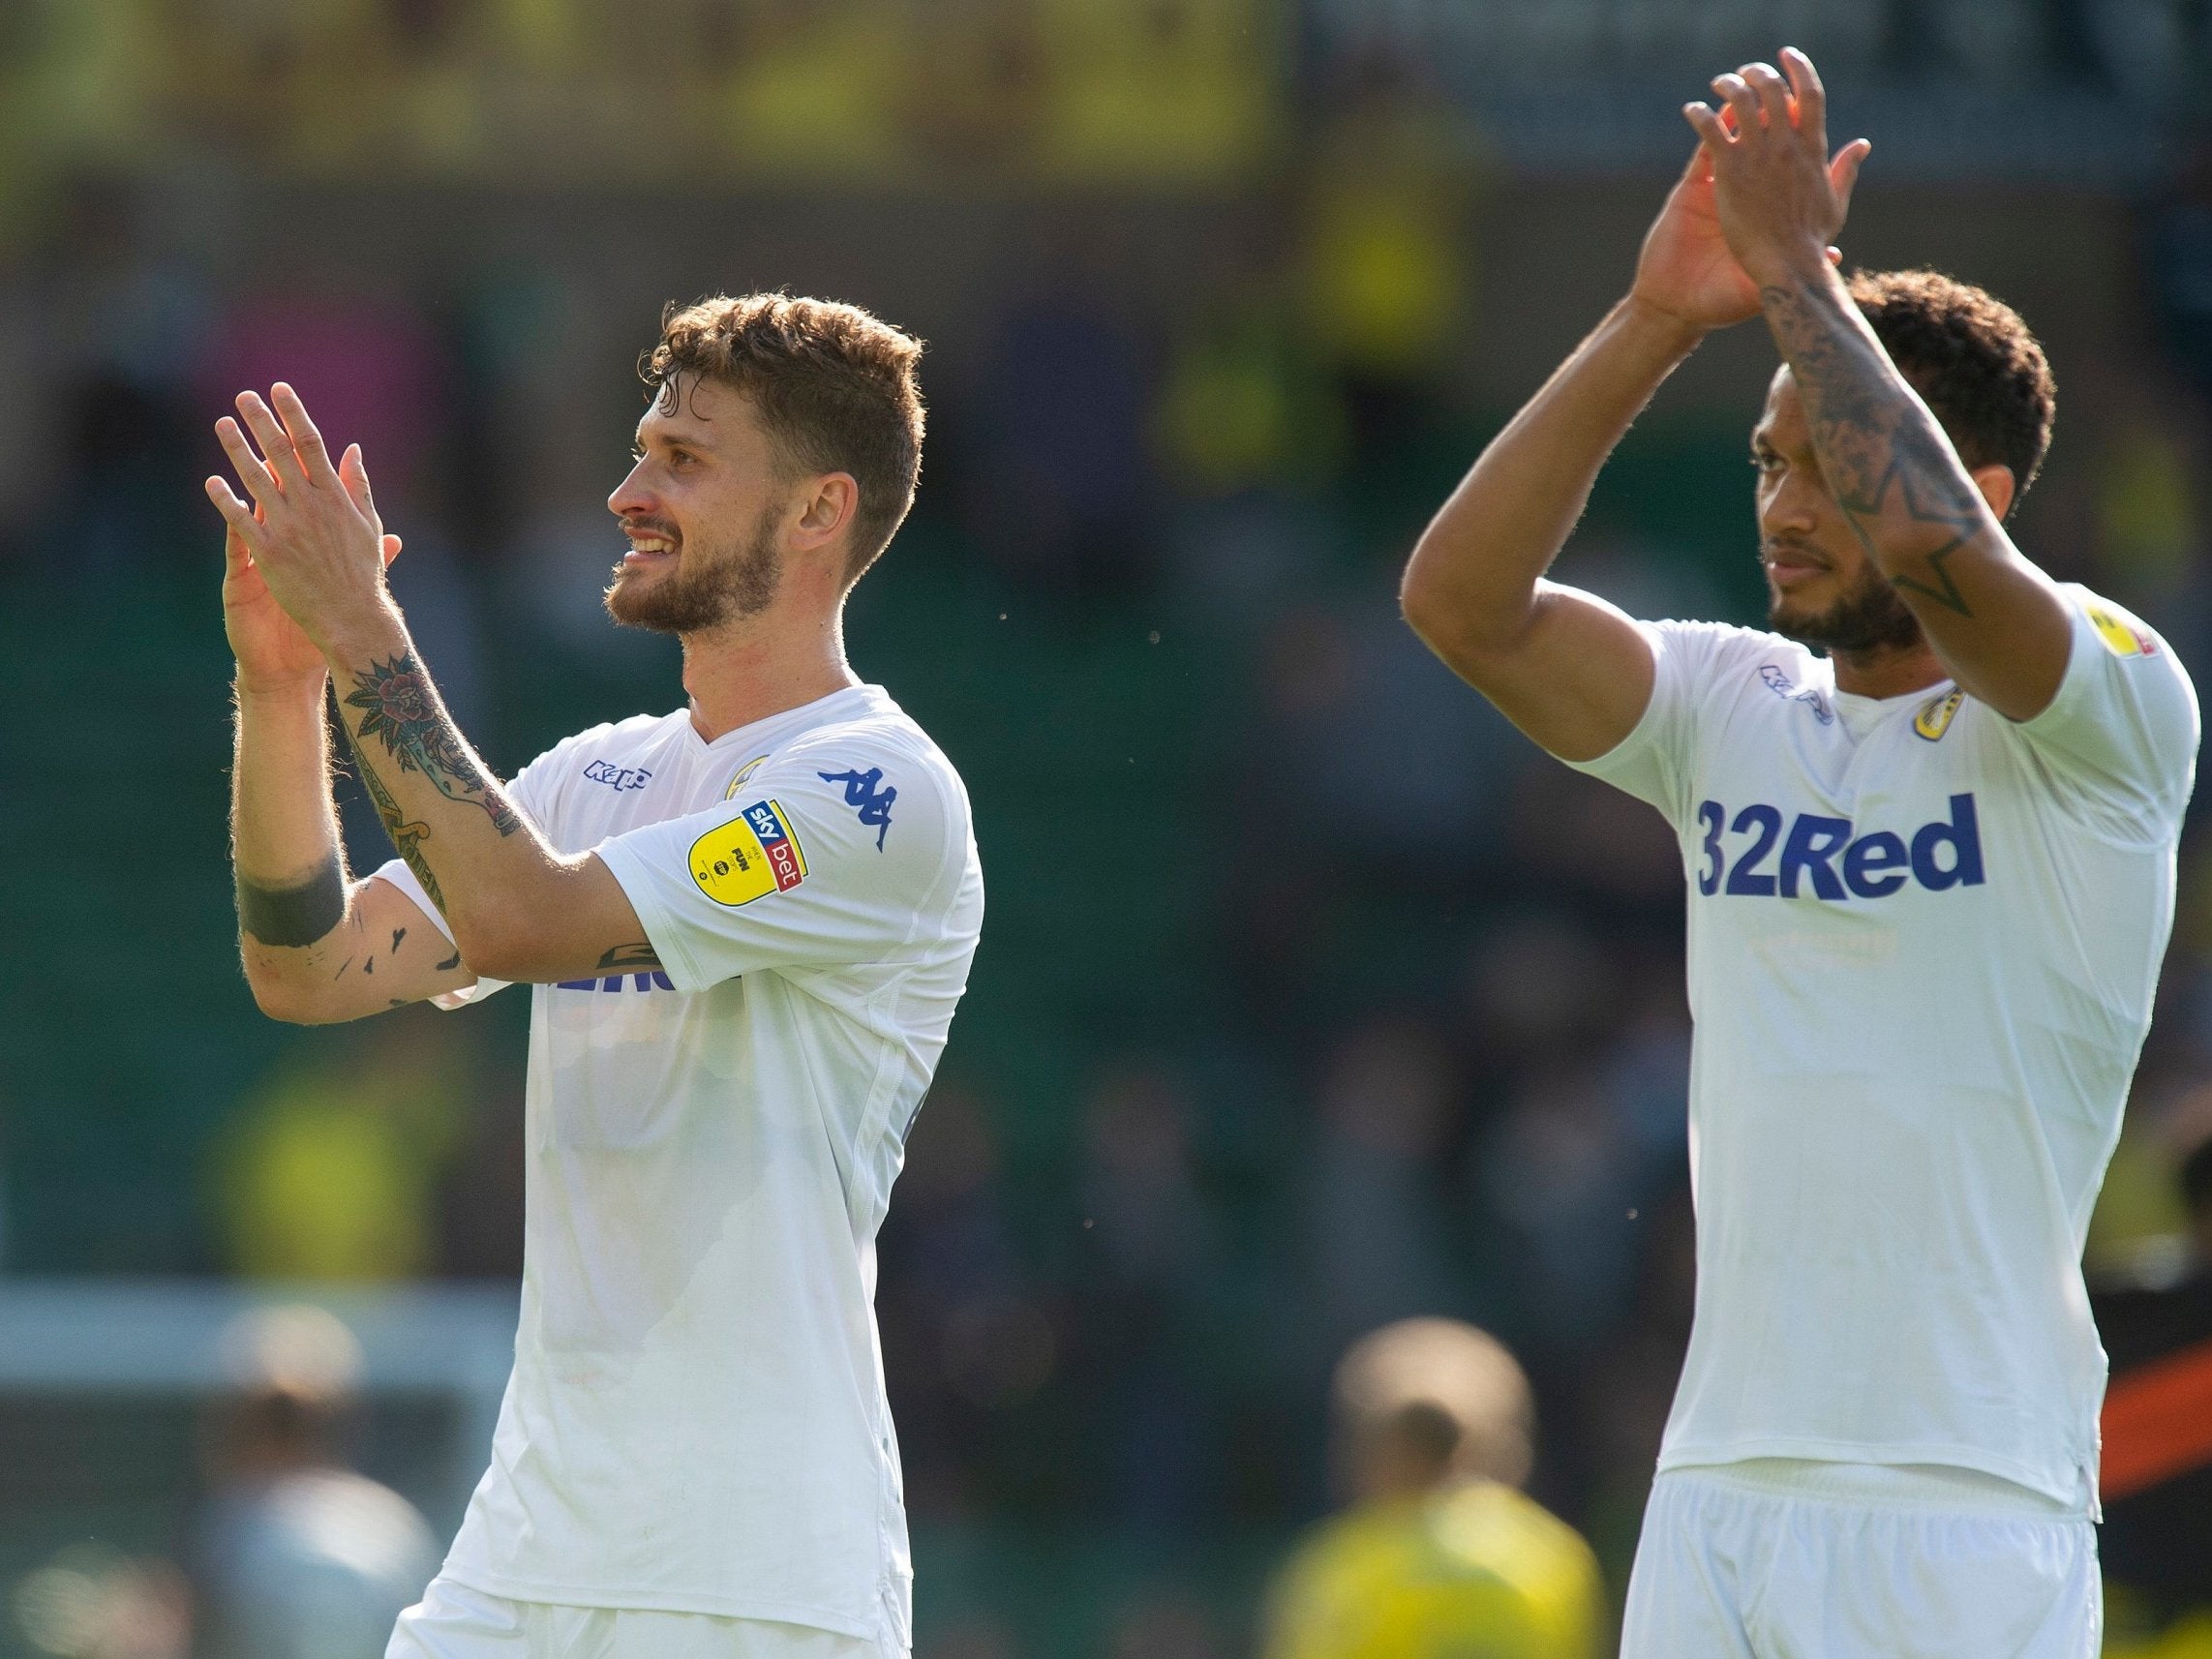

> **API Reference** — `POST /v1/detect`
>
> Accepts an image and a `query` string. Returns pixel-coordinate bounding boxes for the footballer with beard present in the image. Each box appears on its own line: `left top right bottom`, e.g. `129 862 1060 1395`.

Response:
1403 49 2196 1658
216 294 982 1659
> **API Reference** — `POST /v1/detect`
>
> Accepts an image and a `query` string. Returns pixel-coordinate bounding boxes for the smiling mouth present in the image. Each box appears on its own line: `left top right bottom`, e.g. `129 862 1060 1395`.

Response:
621 531 680 566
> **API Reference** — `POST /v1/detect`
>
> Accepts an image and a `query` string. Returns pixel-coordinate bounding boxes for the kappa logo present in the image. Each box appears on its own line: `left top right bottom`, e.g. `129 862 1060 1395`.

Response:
688 799 808 906
583 759 652 793
1758 664 1834 726
1913 688 1964 742
819 767 896 850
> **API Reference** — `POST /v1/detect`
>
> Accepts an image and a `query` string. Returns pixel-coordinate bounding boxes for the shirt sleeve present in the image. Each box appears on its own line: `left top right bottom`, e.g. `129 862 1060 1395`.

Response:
1562 618 1747 831
363 733 578 1009
594 737 966 994
2013 588 2200 843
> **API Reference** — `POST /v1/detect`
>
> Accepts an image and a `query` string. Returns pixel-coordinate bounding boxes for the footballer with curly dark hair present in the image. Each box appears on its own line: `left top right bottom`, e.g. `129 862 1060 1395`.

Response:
1403 48 2196 1659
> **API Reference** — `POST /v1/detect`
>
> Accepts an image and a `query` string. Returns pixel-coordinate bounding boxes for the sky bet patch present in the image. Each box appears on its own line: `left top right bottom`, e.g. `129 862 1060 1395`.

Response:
689 799 807 906
2088 602 2157 658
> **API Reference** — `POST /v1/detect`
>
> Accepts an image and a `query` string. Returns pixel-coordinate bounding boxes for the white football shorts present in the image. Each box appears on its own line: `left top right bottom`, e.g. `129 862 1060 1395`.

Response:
1621 1460 2099 1659
386 1578 909 1659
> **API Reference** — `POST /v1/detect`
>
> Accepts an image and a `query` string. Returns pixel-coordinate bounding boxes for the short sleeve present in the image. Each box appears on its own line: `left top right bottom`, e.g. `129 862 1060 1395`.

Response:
594 738 966 994
1564 618 1749 830
2014 588 2199 843
363 734 580 1009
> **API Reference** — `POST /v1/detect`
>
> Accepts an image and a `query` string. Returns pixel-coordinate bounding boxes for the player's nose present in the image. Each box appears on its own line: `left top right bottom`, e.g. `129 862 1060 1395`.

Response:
1762 475 1822 537
607 464 655 520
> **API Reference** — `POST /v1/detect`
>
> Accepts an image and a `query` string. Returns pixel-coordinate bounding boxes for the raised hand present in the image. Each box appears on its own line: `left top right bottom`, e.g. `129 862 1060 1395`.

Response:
1682 47 1869 292
1631 138 1773 332
223 472 400 693
206 384 398 661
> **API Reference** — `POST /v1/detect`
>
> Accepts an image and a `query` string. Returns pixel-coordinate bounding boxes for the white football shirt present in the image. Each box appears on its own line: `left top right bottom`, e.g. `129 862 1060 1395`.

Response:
370 683 983 1644
1569 587 2197 1506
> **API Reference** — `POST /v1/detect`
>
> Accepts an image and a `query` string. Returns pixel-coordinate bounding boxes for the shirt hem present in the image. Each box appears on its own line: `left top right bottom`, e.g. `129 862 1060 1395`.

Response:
437 1563 884 1641
1656 1436 2089 1513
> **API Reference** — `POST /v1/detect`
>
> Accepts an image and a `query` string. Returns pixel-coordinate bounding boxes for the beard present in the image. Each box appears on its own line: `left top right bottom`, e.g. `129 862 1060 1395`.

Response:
604 504 783 635
1767 547 1924 656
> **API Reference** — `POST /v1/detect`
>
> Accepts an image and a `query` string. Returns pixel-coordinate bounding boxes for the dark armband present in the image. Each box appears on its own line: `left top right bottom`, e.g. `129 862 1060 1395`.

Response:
237 853 346 948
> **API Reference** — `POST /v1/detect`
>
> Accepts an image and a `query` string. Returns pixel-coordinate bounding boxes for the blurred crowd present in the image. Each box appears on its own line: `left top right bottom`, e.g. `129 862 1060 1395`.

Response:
6 2 2212 1655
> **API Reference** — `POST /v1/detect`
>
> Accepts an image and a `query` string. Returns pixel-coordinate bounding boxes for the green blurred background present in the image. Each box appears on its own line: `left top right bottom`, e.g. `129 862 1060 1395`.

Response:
4 1 2212 1653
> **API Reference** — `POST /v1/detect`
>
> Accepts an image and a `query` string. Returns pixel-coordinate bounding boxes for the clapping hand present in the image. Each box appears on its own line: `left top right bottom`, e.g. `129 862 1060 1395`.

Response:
208 384 399 668
1682 47 1870 294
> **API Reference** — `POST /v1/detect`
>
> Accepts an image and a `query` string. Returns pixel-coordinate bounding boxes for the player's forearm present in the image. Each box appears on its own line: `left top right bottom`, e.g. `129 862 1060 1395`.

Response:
1756 264 2001 604
232 673 348 945
231 673 359 1015
319 606 576 968
1402 295 1702 657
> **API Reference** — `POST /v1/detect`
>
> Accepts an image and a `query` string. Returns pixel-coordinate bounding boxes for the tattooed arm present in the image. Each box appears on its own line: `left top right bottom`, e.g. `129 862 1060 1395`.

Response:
1688 49 2072 717
1403 127 1867 761
207 384 660 984
227 515 478 1021
1751 273 2071 713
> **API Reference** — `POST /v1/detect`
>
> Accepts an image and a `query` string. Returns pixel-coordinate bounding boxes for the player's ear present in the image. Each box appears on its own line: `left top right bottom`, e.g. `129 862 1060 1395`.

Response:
793 472 859 551
1969 463 2015 522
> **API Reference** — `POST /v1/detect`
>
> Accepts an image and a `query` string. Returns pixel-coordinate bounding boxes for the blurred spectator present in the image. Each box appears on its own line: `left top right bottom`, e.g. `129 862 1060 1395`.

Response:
1299 54 1479 387
1300 1019 1471 1369
1106 1589 1224 1659
210 1010 475 1282
876 1082 1040 1520
1478 953 1689 1357
199 286 488 748
2095 1132 2212 1648
191 1305 438 1659
1260 1318 1603 1659
2149 138 2212 406
1071 1061 1226 1525
12 1546 189 1659
964 276 1155 600
2095 415 2203 608
1246 589 1532 890
916 1614 1021 1659
1153 252 1348 504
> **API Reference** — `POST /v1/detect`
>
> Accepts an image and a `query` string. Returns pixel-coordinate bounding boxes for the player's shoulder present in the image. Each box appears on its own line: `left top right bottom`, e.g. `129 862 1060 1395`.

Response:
2030 582 2200 756
1645 617 1826 703
1427 1481 1600 1586
2054 584 2195 684
584 708 694 757
777 695 970 829
526 709 684 773
1273 1500 1418 1601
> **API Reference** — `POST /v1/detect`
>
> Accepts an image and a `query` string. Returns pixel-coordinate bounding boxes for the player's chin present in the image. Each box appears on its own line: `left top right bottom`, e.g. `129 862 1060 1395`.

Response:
1766 593 1838 642
604 561 674 623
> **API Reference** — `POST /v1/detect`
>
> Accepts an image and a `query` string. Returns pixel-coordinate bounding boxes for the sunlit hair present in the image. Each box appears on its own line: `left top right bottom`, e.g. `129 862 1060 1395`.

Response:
1848 269 2056 506
642 293 925 582
1334 1317 1535 1489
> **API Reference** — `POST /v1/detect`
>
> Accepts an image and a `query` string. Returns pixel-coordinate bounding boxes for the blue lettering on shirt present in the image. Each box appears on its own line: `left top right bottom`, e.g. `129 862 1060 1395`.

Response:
819 767 896 850
1695 794 1984 899
556 971 679 992
582 760 653 793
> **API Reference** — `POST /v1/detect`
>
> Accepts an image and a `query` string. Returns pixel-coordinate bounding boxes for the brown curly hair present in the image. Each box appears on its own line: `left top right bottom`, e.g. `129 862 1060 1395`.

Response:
1847 269 2056 505
643 293 924 580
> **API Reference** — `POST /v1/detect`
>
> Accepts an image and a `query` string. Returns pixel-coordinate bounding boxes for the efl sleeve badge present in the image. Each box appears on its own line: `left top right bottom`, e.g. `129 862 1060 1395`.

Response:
688 799 809 906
